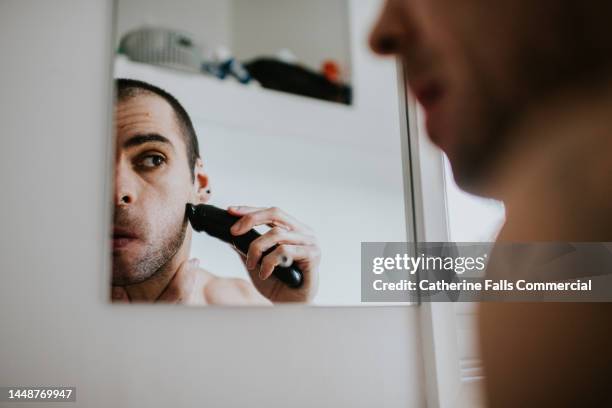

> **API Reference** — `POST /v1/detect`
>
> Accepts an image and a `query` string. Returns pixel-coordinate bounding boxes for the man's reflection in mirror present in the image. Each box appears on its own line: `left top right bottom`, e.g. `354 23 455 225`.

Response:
111 79 320 305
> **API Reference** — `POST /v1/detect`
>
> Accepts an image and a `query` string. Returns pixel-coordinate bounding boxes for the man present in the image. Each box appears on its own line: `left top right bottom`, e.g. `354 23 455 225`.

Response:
111 79 320 305
369 1 612 406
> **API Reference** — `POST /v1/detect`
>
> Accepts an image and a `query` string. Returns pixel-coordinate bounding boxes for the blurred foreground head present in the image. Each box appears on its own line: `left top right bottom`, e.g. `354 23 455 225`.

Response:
370 0 612 193
370 4 612 408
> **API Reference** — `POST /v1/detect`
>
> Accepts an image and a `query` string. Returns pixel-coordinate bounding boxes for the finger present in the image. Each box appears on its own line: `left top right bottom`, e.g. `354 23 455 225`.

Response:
245 227 317 271
259 244 313 280
228 206 278 232
230 206 307 235
227 205 265 215
157 258 199 303
111 286 130 303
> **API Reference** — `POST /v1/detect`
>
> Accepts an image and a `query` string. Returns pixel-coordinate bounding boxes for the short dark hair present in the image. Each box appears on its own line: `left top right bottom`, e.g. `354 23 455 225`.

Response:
115 78 200 180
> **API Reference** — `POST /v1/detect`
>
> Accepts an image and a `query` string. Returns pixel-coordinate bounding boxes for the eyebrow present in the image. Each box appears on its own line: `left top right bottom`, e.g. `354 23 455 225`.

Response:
122 133 174 149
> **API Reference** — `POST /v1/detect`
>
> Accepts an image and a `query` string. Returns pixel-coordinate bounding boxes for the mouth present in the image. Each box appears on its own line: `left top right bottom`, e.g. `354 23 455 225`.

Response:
410 78 448 144
412 80 444 113
112 226 140 250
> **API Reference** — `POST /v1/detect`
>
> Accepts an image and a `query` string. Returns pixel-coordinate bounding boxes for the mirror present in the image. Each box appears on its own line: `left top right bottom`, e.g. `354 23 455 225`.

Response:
110 0 411 306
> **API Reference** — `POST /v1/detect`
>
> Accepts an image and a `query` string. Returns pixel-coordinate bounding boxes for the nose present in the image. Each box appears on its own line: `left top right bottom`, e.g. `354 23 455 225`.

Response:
114 160 137 207
369 0 412 56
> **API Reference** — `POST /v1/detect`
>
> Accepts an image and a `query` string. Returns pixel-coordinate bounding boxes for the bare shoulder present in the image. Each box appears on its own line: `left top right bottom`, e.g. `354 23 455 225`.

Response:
202 275 272 306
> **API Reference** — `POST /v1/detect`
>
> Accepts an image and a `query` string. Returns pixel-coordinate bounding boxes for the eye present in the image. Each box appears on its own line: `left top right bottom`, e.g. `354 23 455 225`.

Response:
137 154 166 169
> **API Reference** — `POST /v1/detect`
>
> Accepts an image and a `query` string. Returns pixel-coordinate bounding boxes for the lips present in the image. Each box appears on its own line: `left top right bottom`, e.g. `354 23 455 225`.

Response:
410 78 448 146
412 80 444 111
112 226 139 250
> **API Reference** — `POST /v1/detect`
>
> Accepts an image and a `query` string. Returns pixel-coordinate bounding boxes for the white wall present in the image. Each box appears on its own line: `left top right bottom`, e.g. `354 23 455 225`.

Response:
0 1 426 407
116 0 351 74
232 0 351 73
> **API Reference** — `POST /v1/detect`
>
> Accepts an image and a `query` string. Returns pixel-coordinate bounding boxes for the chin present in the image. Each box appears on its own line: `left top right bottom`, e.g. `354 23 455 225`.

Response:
450 153 498 197
425 103 460 158
112 270 132 286
112 258 146 286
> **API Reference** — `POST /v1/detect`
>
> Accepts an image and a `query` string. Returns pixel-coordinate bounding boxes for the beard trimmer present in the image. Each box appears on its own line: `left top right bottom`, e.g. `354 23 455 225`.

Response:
186 204 303 288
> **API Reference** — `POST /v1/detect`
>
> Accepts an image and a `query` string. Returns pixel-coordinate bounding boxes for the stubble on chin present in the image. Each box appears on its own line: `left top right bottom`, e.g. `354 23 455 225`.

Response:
112 215 188 286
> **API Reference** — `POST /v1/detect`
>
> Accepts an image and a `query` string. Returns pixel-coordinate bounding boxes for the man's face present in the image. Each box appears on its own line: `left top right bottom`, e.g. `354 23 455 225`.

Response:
370 0 585 192
112 94 194 285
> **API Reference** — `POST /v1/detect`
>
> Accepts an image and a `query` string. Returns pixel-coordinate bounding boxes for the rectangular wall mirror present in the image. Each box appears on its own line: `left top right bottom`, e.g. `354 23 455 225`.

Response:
110 0 413 306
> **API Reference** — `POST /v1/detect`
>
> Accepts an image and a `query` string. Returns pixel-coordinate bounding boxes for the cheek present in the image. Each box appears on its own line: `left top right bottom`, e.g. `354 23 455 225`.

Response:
452 1 528 100
154 182 191 216
430 9 501 144
141 190 189 248
139 173 193 228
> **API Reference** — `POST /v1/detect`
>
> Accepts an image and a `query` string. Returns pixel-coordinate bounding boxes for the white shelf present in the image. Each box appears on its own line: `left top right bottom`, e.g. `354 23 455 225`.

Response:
115 55 401 155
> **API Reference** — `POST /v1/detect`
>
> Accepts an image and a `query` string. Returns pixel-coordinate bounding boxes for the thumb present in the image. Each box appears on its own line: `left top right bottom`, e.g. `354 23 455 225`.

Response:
227 205 264 216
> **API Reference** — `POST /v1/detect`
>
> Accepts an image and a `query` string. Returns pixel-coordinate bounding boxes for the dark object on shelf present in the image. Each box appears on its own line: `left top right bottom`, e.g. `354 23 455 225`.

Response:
245 58 352 105
203 58 252 84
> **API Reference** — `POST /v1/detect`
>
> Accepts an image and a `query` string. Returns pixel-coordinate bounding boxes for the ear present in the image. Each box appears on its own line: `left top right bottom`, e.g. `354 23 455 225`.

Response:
193 158 210 204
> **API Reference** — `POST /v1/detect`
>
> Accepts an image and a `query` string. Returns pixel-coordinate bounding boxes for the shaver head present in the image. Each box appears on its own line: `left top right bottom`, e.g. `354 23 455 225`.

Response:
186 203 196 224
186 203 210 232
185 203 239 236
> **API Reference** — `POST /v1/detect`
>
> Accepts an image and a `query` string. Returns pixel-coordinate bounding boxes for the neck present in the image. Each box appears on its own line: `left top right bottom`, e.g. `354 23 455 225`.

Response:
486 79 612 200
123 230 192 302
490 81 612 240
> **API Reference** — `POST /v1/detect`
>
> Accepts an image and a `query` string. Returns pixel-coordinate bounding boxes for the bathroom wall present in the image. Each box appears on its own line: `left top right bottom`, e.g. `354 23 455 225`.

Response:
0 0 426 407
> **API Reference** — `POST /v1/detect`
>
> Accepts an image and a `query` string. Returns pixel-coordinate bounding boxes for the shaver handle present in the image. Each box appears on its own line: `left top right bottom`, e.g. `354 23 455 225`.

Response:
231 229 303 288
186 204 304 289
